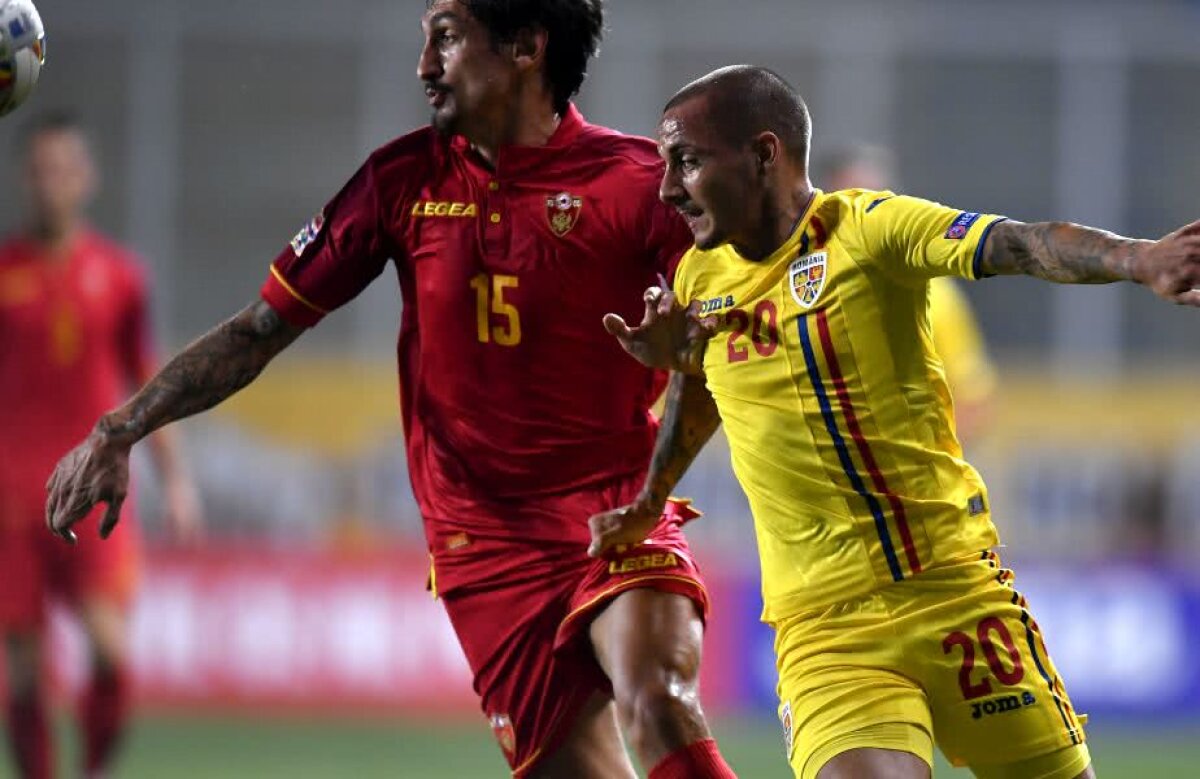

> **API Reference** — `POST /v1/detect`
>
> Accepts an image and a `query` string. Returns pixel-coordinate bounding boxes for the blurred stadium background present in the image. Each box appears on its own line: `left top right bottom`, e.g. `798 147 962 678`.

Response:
3 0 1200 776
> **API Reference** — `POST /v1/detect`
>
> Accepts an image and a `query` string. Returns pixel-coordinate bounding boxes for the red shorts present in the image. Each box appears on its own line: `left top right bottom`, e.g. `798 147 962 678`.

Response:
430 501 708 777
0 489 140 630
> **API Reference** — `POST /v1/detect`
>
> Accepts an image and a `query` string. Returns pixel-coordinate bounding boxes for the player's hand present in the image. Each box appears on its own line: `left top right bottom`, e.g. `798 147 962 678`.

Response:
1133 219 1200 306
45 427 132 544
588 494 663 558
602 275 717 374
163 474 203 544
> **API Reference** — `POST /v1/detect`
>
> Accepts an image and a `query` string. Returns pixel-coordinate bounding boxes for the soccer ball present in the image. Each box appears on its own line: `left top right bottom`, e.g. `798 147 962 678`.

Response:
0 0 46 117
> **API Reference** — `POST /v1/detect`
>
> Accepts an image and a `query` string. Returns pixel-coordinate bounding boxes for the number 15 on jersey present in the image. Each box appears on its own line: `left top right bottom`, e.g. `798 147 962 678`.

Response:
470 273 522 346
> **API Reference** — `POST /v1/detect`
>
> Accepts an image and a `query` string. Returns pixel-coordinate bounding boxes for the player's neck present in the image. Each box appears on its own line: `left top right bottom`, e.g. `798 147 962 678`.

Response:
469 91 560 167
735 182 815 262
27 217 83 260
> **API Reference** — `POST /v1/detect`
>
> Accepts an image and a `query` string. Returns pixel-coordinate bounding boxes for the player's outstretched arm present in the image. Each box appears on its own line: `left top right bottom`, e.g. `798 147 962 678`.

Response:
979 218 1200 305
46 300 304 543
588 371 721 557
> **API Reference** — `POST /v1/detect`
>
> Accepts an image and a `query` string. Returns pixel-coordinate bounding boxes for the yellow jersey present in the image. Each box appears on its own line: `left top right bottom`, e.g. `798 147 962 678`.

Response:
929 277 996 408
674 189 1005 621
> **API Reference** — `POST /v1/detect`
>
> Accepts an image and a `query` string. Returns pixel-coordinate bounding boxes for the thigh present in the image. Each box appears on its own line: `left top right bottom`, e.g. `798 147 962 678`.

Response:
529 691 635 779
588 587 704 690
904 553 1087 771
0 494 50 631
774 598 934 779
438 543 615 778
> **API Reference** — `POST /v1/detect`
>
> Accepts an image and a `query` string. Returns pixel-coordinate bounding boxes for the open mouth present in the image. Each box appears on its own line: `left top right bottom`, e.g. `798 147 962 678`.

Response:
425 85 449 108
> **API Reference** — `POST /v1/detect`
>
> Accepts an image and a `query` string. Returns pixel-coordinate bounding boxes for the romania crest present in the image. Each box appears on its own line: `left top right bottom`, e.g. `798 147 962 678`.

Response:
789 251 828 309
545 191 583 236
489 713 516 758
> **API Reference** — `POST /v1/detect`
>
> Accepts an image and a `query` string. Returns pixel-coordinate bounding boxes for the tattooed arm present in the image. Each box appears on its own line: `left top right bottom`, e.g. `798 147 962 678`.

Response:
587 371 721 557
46 300 304 542
980 218 1200 305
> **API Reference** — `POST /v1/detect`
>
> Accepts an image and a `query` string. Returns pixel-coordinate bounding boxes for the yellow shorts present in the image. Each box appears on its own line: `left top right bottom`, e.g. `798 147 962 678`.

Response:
773 552 1089 778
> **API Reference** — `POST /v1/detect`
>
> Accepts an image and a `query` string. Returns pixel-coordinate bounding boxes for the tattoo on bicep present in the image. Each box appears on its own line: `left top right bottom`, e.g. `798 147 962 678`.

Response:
646 372 721 501
982 220 1135 283
109 301 304 440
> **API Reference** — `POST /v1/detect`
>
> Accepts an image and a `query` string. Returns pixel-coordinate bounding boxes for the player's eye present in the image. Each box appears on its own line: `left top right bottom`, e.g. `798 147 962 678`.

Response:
680 157 700 174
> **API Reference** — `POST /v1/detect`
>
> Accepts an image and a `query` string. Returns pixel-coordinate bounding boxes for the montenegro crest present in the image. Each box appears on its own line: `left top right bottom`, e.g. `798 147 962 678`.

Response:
489 713 516 758
545 191 583 236
788 251 828 309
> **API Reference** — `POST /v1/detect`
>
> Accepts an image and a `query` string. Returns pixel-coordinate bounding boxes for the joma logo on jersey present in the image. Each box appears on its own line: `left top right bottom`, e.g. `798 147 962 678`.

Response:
698 295 736 315
971 692 1036 719
410 201 479 218
608 551 678 575
789 251 828 308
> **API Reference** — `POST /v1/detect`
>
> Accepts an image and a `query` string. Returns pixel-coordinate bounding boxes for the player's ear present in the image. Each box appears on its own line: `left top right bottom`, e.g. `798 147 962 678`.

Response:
511 26 548 71
751 132 782 175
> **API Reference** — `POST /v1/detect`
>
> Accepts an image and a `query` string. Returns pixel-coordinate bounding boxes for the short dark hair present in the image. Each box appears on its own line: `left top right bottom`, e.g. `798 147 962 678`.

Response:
666 65 812 168
16 109 87 157
454 0 604 115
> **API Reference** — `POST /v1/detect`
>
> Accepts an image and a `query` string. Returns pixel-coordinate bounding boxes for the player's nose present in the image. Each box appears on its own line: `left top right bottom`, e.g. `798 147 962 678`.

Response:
659 171 686 207
416 40 441 82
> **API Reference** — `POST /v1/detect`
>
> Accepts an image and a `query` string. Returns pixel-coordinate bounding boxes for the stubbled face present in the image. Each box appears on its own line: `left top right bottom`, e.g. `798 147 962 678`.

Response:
657 96 761 251
24 129 96 229
418 0 518 137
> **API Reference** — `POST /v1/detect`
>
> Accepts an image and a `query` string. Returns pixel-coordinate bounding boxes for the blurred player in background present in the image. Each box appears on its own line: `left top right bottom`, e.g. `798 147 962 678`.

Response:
594 65 1200 778
815 143 996 443
0 113 200 779
43 2 735 777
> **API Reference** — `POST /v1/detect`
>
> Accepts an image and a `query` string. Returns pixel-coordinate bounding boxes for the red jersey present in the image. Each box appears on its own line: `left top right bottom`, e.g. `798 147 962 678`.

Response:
0 230 151 492
261 105 693 541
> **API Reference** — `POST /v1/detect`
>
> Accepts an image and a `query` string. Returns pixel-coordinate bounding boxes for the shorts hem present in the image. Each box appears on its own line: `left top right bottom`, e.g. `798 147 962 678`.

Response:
555 574 709 649
801 721 933 779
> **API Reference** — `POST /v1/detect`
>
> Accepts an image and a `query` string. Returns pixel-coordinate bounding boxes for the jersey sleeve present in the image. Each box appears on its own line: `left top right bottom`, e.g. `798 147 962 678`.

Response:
853 193 1006 284
260 157 392 327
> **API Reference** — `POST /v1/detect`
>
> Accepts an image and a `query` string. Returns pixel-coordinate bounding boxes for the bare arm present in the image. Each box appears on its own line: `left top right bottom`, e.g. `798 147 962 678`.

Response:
587 371 721 556
979 220 1146 283
639 371 722 508
979 218 1200 304
101 300 304 445
46 300 304 541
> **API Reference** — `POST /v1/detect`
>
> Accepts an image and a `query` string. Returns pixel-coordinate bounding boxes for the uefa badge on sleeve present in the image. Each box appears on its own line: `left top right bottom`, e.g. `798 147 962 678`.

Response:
290 211 325 257
545 191 583 237
789 251 828 309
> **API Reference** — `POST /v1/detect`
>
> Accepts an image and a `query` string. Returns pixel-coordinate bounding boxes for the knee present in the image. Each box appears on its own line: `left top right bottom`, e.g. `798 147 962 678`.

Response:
89 632 129 676
615 651 703 746
4 636 42 699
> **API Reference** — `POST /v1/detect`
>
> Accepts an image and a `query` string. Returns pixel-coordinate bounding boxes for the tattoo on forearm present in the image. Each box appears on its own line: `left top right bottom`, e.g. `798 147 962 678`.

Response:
99 301 303 443
643 372 721 504
982 220 1148 283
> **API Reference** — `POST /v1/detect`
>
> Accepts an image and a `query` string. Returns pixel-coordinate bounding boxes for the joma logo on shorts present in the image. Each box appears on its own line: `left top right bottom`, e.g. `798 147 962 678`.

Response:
971 691 1036 719
608 552 678 575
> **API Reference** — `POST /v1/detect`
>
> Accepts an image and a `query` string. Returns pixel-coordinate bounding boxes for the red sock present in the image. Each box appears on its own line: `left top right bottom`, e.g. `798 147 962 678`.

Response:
649 738 737 779
81 663 130 775
6 694 53 779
